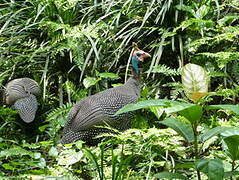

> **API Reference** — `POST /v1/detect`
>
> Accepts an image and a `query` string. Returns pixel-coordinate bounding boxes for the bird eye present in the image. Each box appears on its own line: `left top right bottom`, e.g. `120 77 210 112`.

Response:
136 53 141 57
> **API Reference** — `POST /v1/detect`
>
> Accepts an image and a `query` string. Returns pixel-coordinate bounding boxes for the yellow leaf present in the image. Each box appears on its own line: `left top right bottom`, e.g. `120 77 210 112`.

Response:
189 92 208 102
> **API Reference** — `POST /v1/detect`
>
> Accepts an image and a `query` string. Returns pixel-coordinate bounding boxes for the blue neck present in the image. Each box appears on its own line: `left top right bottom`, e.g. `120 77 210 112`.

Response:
131 56 140 74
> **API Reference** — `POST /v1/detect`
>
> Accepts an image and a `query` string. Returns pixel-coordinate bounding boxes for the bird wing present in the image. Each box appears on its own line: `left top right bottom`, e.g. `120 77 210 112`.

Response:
68 97 108 131
68 87 138 132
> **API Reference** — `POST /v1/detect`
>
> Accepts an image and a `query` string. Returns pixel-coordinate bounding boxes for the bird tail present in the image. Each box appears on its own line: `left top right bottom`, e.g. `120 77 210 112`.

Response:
12 94 38 123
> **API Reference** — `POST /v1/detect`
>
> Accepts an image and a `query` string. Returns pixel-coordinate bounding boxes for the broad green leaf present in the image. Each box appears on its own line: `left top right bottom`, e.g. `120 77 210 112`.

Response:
48 146 58 157
199 126 230 142
178 105 202 124
195 5 209 19
149 106 164 119
206 104 239 115
83 77 100 89
57 149 83 166
160 117 195 142
221 127 239 137
175 162 195 169
115 99 166 115
196 159 224 180
223 135 239 161
221 127 239 160
163 101 196 114
182 63 209 102
154 172 189 180
112 83 123 87
97 72 120 79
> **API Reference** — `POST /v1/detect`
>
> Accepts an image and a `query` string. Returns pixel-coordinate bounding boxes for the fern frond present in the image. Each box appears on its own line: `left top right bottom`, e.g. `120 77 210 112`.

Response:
187 28 239 53
198 52 239 68
45 102 73 138
148 64 180 76
46 102 73 122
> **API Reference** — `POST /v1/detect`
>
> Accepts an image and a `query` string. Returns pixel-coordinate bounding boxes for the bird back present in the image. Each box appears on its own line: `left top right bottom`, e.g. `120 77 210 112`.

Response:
5 78 40 105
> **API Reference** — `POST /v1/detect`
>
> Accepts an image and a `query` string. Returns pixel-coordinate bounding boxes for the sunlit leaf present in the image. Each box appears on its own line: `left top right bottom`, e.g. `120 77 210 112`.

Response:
189 92 209 102
115 99 166 115
163 101 195 114
97 72 120 79
2 163 15 170
199 126 230 142
57 149 83 166
182 63 209 102
195 5 209 19
0 147 36 159
48 146 58 157
83 77 100 89
206 104 239 115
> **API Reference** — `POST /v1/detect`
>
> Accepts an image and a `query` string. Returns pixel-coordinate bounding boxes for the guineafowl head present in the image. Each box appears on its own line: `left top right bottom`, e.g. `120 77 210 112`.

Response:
131 44 151 75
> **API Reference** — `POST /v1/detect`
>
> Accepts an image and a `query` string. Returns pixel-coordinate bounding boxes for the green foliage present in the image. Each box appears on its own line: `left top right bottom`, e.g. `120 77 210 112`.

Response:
154 172 189 180
196 159 224 180
115 99 166 115
160 117 195 143
221 127 239 161
44 102 73 138
148 64 180 76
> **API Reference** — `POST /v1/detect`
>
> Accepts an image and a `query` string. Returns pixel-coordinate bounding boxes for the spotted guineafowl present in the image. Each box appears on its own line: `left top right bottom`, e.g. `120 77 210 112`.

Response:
4 78 40 123
61 44 151 144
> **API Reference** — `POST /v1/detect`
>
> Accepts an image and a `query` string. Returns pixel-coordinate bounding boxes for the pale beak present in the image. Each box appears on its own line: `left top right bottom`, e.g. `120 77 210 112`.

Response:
144 52 151 58
139 52 151 62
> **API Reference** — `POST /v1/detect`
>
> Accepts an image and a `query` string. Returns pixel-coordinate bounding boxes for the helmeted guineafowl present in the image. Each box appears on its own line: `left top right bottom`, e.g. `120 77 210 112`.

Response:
4 78 40 123
61 44 151 144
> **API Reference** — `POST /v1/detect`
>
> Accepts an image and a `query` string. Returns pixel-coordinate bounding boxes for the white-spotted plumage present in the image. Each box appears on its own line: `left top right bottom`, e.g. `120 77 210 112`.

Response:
13 94 38 123
61 77 140 144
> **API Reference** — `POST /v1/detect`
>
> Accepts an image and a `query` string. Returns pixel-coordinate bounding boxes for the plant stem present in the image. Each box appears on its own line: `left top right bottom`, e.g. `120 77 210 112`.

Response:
230 160 235 180
193 121 201 180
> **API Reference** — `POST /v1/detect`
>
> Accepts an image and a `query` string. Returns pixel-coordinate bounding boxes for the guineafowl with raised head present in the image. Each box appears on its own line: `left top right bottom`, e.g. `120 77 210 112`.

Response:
61 44 151 145
4 78 40 123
